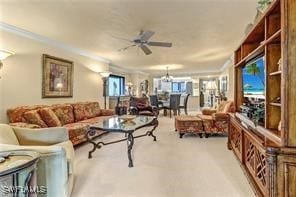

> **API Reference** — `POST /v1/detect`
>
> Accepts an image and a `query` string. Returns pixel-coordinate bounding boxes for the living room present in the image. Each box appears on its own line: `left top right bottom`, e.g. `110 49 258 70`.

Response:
0 0 296 197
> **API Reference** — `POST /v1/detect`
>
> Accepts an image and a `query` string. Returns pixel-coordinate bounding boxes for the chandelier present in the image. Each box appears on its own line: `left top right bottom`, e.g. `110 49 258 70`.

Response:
161 66 173 82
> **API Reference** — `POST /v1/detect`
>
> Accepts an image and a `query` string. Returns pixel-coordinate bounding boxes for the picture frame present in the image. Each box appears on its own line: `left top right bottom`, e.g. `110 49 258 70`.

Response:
140 80 148 94
42 54 73 98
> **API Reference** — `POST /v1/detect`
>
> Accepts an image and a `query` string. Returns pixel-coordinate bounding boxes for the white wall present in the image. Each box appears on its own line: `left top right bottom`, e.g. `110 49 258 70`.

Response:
219 62 235 101
109 66 150 97
0 31 108 122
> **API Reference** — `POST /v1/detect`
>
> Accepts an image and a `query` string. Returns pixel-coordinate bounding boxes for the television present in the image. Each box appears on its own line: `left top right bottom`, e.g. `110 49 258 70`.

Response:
243 56 265 98
241 56 265 125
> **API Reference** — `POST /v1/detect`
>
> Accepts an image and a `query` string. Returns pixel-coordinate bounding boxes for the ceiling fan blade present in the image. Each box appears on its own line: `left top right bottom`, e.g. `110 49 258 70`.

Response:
147 41 172 47
139 31 155 41
140 45 152 55
118 44 136 51
110 35 132 43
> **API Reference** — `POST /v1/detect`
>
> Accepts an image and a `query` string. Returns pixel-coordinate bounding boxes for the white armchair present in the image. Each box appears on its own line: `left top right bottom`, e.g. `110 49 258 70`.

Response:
0 124 75 197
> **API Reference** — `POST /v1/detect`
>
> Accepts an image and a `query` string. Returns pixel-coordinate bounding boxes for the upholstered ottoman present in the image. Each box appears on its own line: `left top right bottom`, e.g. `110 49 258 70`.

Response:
175 115 204 138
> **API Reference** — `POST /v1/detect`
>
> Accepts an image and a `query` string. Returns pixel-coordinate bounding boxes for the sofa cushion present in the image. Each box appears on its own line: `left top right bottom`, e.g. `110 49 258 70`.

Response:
222 101 235 113
23 110 48 128
79 116 113 124
100 109 114 116
197 114 213 121
72 102 100 121
216 101 234 113
39 108 62 127
7 105 47 123
201 108 217 115
0 124 20 145
9 122 41 129
89 102 101 116
51 104 75 125
64 122 89 145
7 106 27 123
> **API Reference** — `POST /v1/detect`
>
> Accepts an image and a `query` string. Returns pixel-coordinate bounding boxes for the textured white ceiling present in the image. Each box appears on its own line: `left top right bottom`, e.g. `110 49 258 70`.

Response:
0 0 258 75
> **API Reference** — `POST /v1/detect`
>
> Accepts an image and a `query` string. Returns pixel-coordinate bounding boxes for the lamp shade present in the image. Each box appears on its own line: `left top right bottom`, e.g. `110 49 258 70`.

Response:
206 81 217 90
0 50 14 60
126 81 133 86
99 71 111 78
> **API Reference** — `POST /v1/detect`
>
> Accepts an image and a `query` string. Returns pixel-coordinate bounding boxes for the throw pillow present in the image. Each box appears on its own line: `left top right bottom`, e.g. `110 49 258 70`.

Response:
23 110 48 128
136 103 149 110
39 108 62 127
51 104 75 125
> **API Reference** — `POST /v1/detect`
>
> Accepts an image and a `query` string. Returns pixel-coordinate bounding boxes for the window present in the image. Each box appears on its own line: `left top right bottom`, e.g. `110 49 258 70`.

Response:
108 75 125 96
172 82 185 93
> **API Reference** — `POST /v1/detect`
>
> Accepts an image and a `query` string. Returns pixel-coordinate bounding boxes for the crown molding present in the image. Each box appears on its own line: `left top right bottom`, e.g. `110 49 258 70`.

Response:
109 63 149 76
151 70 221 78
219 54 234 72
0 22 235 75
0 22 110 64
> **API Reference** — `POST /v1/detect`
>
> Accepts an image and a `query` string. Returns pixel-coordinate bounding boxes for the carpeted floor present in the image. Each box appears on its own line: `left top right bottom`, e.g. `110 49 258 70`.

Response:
72 115 254 197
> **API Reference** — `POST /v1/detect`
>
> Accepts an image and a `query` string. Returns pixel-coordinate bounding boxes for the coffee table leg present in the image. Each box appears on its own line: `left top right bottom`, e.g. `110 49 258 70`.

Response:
198 133 203 138
147 119 158 141
88 142 103 159
127 133 134 167
87 128 100 159
88 141 97 159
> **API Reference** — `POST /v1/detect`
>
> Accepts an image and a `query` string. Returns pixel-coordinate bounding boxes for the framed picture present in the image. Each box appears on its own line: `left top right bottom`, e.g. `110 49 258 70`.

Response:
42 54 73 98
140 80 148 94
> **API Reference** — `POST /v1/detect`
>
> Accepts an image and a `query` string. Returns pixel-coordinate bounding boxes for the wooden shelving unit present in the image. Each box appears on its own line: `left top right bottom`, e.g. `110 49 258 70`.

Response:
270 102 281 106
229 0 296 196
269 70 282 76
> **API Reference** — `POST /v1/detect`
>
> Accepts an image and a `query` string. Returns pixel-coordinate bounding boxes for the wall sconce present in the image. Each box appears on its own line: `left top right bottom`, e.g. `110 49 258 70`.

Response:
99 71 111 109
0 49 14 70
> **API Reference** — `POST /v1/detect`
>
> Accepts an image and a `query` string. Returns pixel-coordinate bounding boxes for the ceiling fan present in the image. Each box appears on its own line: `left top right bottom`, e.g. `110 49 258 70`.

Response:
113 30 172 55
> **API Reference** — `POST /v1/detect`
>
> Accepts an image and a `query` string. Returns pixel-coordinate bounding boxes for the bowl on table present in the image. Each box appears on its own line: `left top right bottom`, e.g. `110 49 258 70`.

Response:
119 115 136 122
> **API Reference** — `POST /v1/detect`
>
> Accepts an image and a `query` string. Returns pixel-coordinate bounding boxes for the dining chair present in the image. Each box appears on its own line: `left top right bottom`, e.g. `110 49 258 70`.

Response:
129 96 159 116
149 95 163 110
179 94 190 115
163 94 181 118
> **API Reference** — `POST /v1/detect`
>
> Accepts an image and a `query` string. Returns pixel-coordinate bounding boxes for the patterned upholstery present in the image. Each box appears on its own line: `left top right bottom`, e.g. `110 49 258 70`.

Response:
6 102 115 146
23 110 48 128
198 101 235 135
51 104 75 125
129 96 158 116
64 122 89 145
72 102 101 121
9 122 41 129
100 109 115 116
39 108 62 127
7 105 47 123
175 115 203 138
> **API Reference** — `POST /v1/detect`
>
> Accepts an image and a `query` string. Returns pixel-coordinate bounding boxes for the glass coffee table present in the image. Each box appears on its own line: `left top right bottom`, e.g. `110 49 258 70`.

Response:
86 115 159 167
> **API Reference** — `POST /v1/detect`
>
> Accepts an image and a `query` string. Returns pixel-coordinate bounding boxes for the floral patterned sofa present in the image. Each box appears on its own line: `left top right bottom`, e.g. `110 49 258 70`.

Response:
6 102 114 146
197 101 235 137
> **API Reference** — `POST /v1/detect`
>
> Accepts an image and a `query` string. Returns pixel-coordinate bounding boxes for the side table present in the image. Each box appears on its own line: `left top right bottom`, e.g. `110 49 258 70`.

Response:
0 150 40 197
